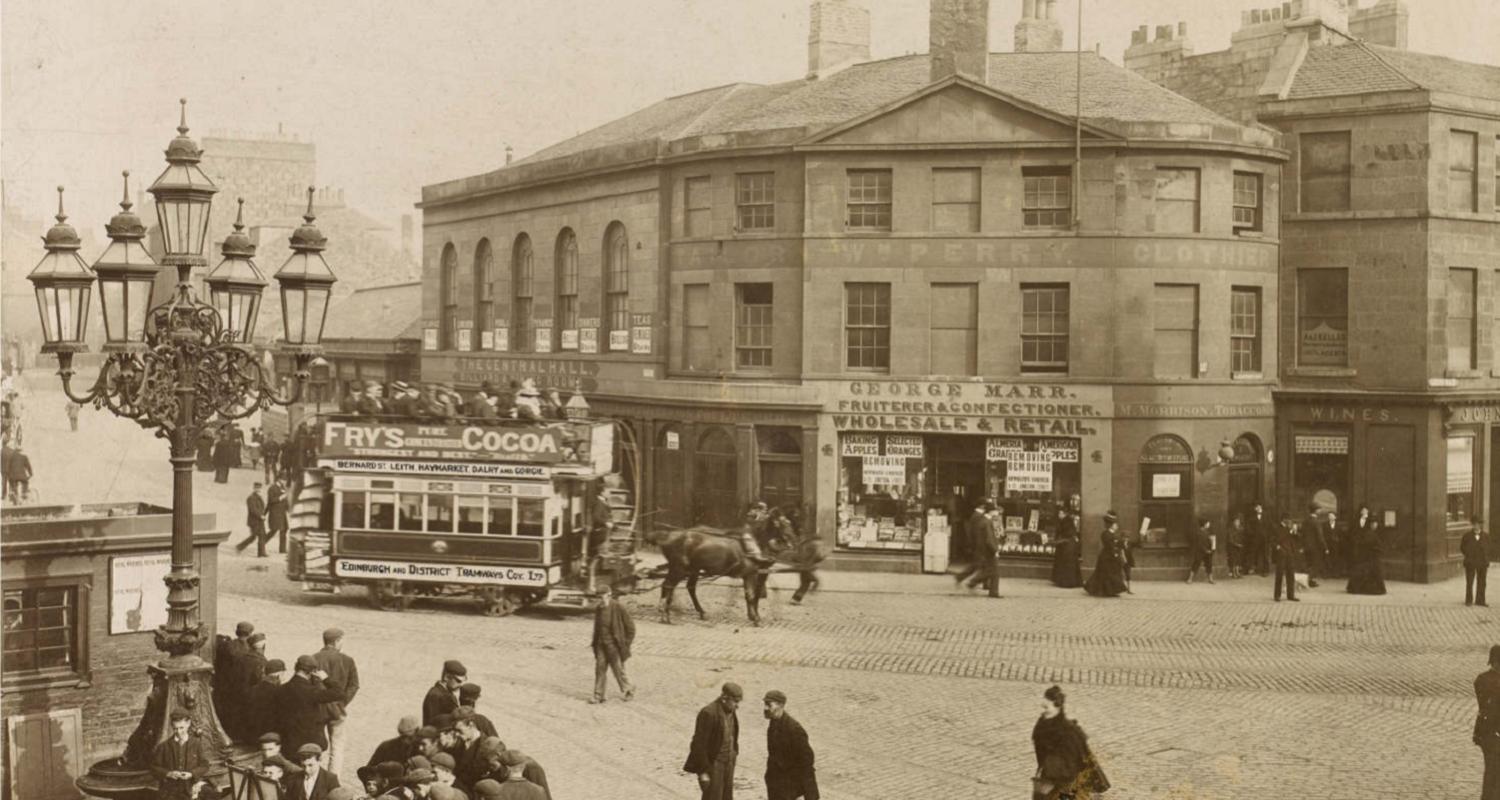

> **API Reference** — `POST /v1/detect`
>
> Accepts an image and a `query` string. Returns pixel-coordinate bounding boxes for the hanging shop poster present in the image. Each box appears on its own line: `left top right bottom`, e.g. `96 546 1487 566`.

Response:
1152 473 1182 499
480 330 495 350
884 435 924 459
861 455 908 486
423 328 439 351
560 329 579 350
665 431 680 450
110 553 170 634
579 327 598 354
1004 451 1052 493
986 438 1026 461
493 327 509 353
534 327 553 354
631 326 652 355
609 330 630 352
1037 438 1080 462
841 434 880 457
457 327 472 351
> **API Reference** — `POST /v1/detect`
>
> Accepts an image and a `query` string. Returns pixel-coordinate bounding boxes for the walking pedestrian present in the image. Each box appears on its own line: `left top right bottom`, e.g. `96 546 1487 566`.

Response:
1301 504 1329 588
276 655 346 753
1273 515 1300 602
1084 512 1128 598
1050 496 1083 589
151 710 211 800
1186 517 1216 584
953 500 994 587
762 690 818 800
65 400 79 431
589 585 636 704
458 684 499 737
684 682 743 800
1464 518 1491 607
1476 645 1500 800
1031 685 1110 800
1347 505 1388 595
235 483 269 556
311 627 360 775
267 478 290 554
423 660 468 726
963 502 1002 598
289 743 340 800
1227 513 1247 578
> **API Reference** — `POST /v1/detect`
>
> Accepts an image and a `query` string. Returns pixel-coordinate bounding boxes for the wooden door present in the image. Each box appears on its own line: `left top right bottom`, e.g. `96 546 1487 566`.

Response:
759 460 803 517
693 428 739 528
654 427 686 530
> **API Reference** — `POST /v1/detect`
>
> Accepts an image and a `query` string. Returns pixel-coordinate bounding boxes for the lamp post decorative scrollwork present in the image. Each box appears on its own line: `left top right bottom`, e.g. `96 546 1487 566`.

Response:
27 100 337 798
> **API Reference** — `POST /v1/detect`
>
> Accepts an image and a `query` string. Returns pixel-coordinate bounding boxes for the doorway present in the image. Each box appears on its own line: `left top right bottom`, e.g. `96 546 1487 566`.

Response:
928 436 985 561
654 425 686 530
693 427 739 528
1225 434 1264 522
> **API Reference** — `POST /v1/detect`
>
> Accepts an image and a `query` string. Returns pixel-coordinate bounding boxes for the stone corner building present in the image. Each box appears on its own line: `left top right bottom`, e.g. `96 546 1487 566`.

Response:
417 0 1288 577
1125 0 1500 581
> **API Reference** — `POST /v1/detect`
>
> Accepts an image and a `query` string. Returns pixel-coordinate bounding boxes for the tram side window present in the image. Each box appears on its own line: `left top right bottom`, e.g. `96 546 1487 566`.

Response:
369 493 396 529
398 493 423 532
427 494 454 533
340 491 367 528
457 496 486 534
489 500 515 536
518 500 545 537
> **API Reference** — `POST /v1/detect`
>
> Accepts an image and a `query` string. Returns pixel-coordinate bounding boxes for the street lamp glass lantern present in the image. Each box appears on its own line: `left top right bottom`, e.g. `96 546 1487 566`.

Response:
28 187 95 352
273 188 338 347
93 171 159 348
147 100 218 262
204 199 267 344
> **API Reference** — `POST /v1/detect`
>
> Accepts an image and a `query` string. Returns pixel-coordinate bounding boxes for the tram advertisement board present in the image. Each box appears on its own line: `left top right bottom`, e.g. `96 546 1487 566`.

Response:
321 420 568 463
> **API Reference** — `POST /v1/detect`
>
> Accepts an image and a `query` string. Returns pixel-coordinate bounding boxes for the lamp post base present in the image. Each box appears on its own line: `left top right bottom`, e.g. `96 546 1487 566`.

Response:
75 653 255 799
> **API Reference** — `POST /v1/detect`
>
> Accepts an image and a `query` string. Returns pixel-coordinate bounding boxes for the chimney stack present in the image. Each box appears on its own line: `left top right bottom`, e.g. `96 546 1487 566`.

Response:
1014 0 1063 52
808 0 871 79
931 0 991 81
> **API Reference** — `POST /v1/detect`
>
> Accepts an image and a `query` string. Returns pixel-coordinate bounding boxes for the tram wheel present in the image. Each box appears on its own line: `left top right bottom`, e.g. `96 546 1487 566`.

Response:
477 587 519 617
369 581 411 612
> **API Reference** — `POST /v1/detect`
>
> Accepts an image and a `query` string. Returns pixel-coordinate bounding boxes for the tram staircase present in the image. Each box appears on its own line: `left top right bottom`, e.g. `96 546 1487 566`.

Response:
287 468 333 586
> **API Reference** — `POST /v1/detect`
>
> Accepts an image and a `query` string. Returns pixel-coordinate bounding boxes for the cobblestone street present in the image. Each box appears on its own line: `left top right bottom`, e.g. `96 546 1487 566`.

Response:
9 373 1496 799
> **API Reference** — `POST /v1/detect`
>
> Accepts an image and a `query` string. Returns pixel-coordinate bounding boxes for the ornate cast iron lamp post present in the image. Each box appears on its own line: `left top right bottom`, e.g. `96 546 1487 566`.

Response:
26 100 337 798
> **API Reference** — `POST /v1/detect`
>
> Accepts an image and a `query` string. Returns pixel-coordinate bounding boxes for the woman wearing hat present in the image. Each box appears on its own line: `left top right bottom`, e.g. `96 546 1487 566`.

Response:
1083 512 1128 598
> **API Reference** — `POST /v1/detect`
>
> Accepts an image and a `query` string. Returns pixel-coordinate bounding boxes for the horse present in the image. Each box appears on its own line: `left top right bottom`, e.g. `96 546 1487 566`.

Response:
645 526 827 625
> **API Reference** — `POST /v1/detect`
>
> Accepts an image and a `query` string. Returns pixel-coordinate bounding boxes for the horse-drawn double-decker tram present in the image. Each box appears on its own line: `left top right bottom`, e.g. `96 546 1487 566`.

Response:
284 408 636 615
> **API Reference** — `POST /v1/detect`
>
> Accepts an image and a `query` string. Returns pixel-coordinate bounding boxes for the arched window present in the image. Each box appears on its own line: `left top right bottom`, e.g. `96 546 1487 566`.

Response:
472 239 493 350
603 222 629 348
555 229 579 349
512 234 534 353
694 427 738 527
439 244 458 350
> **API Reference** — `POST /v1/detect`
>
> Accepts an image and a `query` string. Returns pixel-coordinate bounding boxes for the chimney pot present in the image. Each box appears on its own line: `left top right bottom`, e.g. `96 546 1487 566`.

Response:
808 0 872 79
933 0 990 79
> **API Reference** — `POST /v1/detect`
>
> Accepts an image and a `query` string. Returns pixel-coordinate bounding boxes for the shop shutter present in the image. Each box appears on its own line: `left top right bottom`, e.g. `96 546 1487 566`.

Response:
5 708 83 800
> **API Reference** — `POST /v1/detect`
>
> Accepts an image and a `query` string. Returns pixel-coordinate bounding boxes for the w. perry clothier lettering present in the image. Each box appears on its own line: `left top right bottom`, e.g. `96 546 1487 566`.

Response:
321 420 565 463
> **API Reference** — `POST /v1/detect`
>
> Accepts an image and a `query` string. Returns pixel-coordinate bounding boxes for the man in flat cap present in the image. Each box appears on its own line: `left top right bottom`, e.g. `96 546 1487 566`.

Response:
151 710 211 800
589 585 636 704
685 683 743 800
763 691 819 800
458 684 498 738
214 622 255 736
405 768 437 799
482 750 546 800
245 658 286 743
254 732 302 777
368 716 422 770
312 627 360 773
289 743 339 800
424 660 468 726
276 655 346 754
1477 644 1500 800
429 752 461 793
472 780 505 800
227 631 269 742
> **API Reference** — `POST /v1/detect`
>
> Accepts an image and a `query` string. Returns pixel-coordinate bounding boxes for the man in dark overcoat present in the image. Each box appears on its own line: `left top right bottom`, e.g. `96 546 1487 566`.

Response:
1464 518 1491 607
953 500 993 587
684 682 742 800
245 660 287 743
459 683 499 738
236 482 269 556
267 478 290 554
1272 515 1300 602
1475 645 1500 800
590 585 636 704
276 655 346 753
762 690 818 800
214 621 255 736
423 660 468 726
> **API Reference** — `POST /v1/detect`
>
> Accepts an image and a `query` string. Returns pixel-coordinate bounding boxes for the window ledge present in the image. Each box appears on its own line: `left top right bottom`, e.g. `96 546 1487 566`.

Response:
1445 369 1483 379
1287 367 1357 377
1233 230 1266 238
732 230 778 238
1231 371 1266 381
3 672 90 693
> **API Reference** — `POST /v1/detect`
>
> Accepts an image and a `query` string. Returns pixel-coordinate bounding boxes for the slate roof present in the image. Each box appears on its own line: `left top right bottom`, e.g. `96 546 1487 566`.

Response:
518 52 1247 167
322 281 422 341
1288 41 1500 102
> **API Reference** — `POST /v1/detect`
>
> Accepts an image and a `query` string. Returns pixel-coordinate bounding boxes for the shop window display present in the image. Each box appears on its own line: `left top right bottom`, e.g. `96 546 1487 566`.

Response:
837 433 926 551
985 437 1081 557
1138 435 1194 548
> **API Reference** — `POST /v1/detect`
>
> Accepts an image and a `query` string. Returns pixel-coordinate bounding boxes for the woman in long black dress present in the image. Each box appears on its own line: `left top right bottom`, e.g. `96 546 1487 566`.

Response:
1084 511 1128 598
1051 497 1084 589
1032 685 1108 800
1347 505 1388 595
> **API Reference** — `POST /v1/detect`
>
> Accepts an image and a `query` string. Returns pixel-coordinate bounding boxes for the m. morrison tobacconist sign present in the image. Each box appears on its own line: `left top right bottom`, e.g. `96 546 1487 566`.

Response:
830 381 1107 436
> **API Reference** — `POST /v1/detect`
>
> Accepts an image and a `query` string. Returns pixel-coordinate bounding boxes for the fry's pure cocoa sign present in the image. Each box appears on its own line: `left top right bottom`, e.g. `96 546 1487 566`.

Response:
320 420 566 463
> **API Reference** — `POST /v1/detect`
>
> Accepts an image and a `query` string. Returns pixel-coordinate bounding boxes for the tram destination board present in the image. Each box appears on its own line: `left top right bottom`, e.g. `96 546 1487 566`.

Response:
320 419 568 463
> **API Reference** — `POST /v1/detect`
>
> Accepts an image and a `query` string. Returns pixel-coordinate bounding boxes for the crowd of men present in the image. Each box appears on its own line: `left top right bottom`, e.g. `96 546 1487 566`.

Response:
343 378 571 423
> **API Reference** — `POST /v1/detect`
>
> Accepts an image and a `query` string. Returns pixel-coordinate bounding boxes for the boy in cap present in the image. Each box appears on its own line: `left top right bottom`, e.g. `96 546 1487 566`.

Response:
278 655 346 754
488 751 546 800
423 660 468 725
150 710 210 800
763 691 819 800
685 683 743 800
291 743 340 800
458 684 498 737
255 732 302 777
405 768 437 799
368 716 422 769
589 585 636 704
312 627 360 774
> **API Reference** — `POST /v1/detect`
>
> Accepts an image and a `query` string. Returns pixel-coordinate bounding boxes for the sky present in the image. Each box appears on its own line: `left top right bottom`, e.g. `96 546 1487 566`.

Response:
3 0 1497 250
